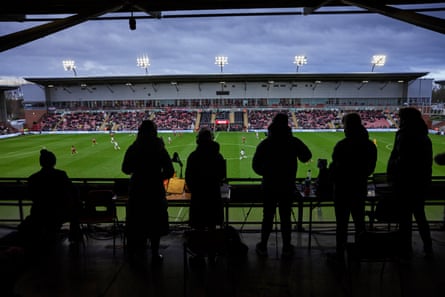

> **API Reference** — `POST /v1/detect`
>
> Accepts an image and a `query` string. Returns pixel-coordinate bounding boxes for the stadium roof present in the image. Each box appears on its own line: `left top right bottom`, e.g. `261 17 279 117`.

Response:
1 1 444 52
25 73 428 87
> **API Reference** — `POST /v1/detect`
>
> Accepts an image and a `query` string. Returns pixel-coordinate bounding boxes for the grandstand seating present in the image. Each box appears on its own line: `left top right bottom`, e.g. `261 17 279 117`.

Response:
32 109 399 132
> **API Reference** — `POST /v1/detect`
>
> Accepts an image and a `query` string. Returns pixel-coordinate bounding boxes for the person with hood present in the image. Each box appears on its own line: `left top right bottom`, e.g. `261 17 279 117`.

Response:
329 112 377 260
122 120 174 262
185 128 226 230
387 107 433 257
252 113 312 257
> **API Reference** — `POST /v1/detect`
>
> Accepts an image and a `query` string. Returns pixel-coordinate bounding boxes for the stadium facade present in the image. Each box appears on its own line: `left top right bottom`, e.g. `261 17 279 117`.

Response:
0 72 434 131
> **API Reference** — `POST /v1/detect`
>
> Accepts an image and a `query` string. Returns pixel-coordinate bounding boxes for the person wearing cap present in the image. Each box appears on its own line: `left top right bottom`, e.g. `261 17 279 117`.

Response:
252 113 312 257
122 119 175 263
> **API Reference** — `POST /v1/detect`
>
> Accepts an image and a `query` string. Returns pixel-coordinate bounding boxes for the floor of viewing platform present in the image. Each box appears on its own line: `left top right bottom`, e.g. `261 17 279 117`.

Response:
2 224 445 297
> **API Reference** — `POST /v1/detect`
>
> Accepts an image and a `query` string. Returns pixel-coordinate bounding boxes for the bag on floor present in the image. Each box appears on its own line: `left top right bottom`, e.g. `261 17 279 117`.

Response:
224 225 248 258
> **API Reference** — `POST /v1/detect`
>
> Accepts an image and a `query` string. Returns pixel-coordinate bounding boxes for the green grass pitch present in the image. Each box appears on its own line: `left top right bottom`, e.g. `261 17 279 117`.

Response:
2 131 445 179
2 131 445 224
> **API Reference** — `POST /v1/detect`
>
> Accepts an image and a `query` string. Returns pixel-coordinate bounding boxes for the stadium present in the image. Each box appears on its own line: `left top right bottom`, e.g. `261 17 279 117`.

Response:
2 71 445 221
2 1 445 297
1 72 444 176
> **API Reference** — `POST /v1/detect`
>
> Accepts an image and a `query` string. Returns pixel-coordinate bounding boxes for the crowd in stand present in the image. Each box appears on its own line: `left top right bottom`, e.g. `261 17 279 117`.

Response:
39 112 106 131
248 110 292 129
295 110 340 129
33 108 396 132
109 111 151 131
153 110 196 130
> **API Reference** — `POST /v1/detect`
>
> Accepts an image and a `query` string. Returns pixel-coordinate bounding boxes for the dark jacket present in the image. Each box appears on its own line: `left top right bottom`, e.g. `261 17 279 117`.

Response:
387 118 432 189
122 136 174 198
28 167 74 229
185 141 225 228
330 125 377 195
252 126 312 194
122 136 174 236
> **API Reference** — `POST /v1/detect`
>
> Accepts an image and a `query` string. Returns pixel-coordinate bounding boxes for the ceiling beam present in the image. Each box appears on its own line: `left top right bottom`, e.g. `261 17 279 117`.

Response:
132 0 162 19
343 0 445 34
0 4 124 52
303 0 335 15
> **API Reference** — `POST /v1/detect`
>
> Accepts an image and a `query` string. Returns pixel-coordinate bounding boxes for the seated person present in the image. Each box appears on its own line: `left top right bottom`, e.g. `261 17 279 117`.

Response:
18 149 81 250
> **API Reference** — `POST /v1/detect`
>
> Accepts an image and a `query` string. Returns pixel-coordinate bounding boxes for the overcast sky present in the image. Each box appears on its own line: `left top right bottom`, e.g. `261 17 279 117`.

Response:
1 6 445 81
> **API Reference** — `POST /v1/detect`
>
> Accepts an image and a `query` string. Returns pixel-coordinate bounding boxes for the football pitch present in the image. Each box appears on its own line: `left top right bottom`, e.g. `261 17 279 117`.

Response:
1 131 445 224
2 131 445 179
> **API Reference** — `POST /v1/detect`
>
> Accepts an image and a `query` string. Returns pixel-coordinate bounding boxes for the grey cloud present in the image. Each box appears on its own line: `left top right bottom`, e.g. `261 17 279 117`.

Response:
0 10 444 79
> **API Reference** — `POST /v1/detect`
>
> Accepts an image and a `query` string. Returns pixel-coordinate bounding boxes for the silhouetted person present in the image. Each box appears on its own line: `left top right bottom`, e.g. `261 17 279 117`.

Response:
329 113 377 260
122 120 174 263
19 149 80 251
387 107 433 257
186 128 226 230
252 113 312 257
185 128 226 267
434 152 445 229
434 152 445 165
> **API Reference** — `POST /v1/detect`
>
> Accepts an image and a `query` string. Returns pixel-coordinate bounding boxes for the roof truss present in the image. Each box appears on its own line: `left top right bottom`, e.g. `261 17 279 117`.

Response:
0 1 444 52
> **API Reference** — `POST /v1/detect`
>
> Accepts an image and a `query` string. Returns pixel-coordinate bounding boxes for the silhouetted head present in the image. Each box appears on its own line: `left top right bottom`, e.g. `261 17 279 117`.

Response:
399 107 422 127
39 149 56 168
342 113 362 130
342 113 367 138
272 113 289 128
398 107 427 134
196 128 213 145
268 113 291 138
138 120 157 139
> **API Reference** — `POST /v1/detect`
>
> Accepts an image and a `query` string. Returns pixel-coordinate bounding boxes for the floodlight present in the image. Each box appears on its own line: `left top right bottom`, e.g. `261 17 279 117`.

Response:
62 59 77 76
215 56 228 73
137 55 150 74
371 55 386 72
293 55 307 72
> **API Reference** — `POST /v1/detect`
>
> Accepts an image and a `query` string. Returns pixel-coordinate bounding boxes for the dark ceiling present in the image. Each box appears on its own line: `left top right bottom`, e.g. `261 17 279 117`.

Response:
1 0 444 52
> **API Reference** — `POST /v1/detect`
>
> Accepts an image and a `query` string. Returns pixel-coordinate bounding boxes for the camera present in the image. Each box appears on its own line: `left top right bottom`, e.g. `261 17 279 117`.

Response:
317 158 328 170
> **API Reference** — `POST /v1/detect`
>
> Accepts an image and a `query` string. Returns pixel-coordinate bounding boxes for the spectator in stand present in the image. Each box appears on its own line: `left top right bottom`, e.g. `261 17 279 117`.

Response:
185 127 226 267
387 107 433 258
122 120 174 264
252 113 312 258
186 128 226 230
19 149 81 251
328 113 377 262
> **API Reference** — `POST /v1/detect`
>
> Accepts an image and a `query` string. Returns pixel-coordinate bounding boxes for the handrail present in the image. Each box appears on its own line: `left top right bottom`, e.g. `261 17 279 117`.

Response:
1 177 445 227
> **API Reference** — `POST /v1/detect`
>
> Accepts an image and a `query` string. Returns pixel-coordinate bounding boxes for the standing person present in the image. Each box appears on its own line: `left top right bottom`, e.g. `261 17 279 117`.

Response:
185 128 226 231
71 145 77 155
329 113 377 261
387 107 433 257
121 120 174 263
185 128 226 267
434 152 445 229
240 148 247 160
252 113 312 257
111 138 121 150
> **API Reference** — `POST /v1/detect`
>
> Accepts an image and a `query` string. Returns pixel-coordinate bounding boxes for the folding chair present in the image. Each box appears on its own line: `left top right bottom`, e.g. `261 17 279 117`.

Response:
78 189 119 255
